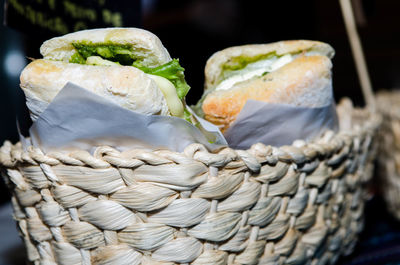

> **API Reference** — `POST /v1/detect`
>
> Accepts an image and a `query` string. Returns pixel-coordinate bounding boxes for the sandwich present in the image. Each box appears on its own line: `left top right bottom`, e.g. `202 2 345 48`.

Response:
195 40 335 132
20 28 192 122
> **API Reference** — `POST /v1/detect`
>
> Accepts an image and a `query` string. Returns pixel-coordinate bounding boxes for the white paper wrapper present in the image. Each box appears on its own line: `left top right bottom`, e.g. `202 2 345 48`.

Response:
27 83 337 153
223 100 338 150
29 83 227 153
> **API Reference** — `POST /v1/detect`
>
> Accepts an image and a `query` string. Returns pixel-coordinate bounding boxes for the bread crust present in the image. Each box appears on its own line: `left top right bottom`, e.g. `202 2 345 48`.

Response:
202 55 333 132
205 40 334 90
40 28 171 67
20 59 169 120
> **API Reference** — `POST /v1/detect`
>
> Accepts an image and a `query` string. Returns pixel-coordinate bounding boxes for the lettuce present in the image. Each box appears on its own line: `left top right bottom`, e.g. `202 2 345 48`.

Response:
133 59 190 100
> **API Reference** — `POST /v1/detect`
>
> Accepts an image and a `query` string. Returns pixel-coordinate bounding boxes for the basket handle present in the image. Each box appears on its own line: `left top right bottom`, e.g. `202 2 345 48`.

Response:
339 0 376 112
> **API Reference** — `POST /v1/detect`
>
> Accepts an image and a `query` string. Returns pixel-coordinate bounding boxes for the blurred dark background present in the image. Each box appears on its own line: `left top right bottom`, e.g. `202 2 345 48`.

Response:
1 0 400 263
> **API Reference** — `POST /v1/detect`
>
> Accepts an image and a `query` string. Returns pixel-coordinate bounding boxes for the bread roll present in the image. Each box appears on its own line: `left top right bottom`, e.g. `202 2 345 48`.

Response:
199 40 335 132
20 28 191 122
20 59 169 121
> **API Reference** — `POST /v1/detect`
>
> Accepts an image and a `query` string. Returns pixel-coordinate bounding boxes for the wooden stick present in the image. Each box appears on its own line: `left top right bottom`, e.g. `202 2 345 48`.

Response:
339 0 376 111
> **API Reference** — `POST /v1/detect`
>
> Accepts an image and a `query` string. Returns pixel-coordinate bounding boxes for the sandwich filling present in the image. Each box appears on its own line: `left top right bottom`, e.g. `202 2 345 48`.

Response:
68 42 190 119
216 54 293 91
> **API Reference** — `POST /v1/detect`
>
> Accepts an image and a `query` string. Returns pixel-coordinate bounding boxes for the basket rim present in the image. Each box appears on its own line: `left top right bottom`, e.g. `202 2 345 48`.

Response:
0 110 381 171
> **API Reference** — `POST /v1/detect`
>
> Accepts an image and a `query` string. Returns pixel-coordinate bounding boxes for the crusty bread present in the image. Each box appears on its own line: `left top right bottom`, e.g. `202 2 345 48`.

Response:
40 28 171 67
202 54 333 132
20 59 169 121
21 28 176 121
205 40 334 90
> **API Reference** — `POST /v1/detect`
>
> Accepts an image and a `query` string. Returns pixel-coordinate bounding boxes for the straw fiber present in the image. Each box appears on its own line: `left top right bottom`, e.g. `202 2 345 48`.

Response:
377 91 400 220
0 101 380 264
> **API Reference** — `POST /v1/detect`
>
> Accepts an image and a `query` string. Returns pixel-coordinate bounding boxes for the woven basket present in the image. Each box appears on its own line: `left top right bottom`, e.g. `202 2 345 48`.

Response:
376 90 400 220
0 100 381 265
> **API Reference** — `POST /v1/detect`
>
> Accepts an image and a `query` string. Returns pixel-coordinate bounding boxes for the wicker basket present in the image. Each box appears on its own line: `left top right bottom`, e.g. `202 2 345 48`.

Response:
376 90 400 220
0 100 380 265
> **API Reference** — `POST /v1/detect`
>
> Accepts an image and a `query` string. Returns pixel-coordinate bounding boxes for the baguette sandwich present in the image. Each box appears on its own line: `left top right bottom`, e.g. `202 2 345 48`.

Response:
196 40 335 132
20 28 192 122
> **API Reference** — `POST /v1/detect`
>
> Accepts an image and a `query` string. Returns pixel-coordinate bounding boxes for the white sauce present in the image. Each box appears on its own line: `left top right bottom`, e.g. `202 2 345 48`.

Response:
215 54 293 91
86 56 119 66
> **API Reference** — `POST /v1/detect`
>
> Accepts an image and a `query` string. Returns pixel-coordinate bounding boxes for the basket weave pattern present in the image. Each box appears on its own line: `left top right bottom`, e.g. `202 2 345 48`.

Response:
377 92 400 220
0 109 379 265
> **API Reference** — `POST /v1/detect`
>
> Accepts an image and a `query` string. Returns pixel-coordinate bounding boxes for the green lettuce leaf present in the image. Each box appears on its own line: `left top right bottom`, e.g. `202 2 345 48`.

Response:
133 59 190 100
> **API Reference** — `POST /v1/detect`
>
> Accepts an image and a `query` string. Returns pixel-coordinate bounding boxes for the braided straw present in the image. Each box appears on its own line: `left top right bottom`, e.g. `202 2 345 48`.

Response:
0 101 380 265
376 91 400 220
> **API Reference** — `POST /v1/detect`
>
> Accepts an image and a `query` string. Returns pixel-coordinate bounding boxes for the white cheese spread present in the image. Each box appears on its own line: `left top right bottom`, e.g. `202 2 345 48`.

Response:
216 54 293 91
